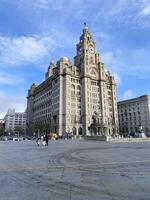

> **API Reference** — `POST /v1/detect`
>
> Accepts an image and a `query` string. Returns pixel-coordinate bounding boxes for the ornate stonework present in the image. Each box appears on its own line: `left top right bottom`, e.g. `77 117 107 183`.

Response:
26 24 119 137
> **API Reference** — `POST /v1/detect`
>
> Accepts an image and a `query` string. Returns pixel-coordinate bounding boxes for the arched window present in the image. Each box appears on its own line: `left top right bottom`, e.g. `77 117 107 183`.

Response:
77 85 80 90
71 84 75 95
71 84 75 89
76 85 81 96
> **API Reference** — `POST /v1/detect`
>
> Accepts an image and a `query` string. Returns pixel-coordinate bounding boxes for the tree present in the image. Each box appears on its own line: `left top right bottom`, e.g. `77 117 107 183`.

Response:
14 126 24 136
0 122 5 136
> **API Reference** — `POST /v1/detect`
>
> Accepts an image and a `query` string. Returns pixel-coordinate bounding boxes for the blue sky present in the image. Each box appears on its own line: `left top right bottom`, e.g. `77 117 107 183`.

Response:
0 0 150 118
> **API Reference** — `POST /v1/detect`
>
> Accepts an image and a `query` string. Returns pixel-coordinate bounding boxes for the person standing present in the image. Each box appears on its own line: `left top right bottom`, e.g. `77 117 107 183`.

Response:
43 135 46 146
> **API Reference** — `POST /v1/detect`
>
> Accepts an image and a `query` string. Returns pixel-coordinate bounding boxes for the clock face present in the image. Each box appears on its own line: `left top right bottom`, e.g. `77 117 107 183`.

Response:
78 47 83 55
89 46 94 54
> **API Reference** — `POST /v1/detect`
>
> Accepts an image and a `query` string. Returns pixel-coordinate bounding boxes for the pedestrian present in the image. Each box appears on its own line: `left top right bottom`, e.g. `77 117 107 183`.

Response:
45 133 48 146
36 138 40 146
41 135 43 141
43 135 46 146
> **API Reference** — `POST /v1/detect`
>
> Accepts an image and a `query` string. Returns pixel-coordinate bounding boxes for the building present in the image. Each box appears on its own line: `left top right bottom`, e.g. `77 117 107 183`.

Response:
27 24 118 137
4 109 26 133
118 95 150 137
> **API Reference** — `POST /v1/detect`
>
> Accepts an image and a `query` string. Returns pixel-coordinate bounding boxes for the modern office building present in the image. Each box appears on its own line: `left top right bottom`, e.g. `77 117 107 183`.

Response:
118 95 150 137
4 109 26 133
27 24 118 137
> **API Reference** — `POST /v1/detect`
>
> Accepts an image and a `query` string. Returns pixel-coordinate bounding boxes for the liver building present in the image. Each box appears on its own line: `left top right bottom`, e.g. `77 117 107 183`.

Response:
26 24 118 137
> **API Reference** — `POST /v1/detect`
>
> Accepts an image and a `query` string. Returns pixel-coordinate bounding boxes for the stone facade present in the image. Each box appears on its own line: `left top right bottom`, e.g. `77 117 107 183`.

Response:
118 95 150 137
27 24 118 137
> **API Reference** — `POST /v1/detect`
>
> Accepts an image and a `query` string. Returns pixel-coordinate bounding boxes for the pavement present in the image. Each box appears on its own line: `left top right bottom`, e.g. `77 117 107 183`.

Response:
0 139 150 200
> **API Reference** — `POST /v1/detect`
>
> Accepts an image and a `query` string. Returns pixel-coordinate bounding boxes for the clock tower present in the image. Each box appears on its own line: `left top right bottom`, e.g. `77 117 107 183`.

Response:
74 23 100 76
74 23 102 135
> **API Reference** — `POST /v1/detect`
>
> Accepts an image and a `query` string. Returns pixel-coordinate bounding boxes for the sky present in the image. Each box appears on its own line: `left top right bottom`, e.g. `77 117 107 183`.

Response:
0 0 150 118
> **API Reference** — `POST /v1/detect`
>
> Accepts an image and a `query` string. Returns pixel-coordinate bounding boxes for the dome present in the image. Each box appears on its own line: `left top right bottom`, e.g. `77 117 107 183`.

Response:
48 61 55 69
32 83 38 87
50 60 55 64
60 56 69 61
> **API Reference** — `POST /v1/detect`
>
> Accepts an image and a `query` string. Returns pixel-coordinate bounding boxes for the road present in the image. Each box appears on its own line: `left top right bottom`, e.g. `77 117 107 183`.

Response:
0 139 150 200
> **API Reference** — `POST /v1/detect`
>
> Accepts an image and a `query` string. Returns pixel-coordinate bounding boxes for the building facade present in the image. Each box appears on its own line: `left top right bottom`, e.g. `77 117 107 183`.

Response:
27 24 118 137
4 109 26 133
118 95 150 137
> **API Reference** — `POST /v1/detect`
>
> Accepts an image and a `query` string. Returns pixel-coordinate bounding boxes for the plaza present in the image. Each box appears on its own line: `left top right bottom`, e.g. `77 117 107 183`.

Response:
0 140 150 200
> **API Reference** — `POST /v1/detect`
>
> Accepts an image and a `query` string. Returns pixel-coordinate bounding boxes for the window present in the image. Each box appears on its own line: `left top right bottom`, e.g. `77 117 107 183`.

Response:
77 85 81 90
71 84 75 95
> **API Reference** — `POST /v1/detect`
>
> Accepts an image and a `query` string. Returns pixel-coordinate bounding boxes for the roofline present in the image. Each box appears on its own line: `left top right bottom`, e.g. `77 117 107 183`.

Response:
117 95 150 105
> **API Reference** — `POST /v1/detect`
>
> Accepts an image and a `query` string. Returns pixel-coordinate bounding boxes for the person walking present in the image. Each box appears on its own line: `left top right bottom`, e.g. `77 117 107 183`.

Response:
36 138 40 146
45 133 48 146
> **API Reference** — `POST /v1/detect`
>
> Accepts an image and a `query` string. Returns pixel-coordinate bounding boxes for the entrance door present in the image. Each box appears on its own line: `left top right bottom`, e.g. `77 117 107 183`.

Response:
72 127 77 135
78 127 82 135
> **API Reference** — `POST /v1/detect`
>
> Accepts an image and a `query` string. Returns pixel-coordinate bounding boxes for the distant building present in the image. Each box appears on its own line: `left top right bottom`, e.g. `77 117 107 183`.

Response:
4 109 26 133
27 24 118 137
0 119 4 123
118 95 150 137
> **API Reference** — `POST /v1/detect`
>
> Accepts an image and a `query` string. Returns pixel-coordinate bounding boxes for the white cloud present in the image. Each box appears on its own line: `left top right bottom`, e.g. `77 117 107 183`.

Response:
15 0 150 29
0 35 55 66
140 0 150 16
100 47 150 80
121 89 135 100
141 4 150 15
0 71 25 85
101 50 123 72
93 0 150 28
0 91 26 119
18 0 50 10
101 52 114 66
18 0 71 11
113 73 122 86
